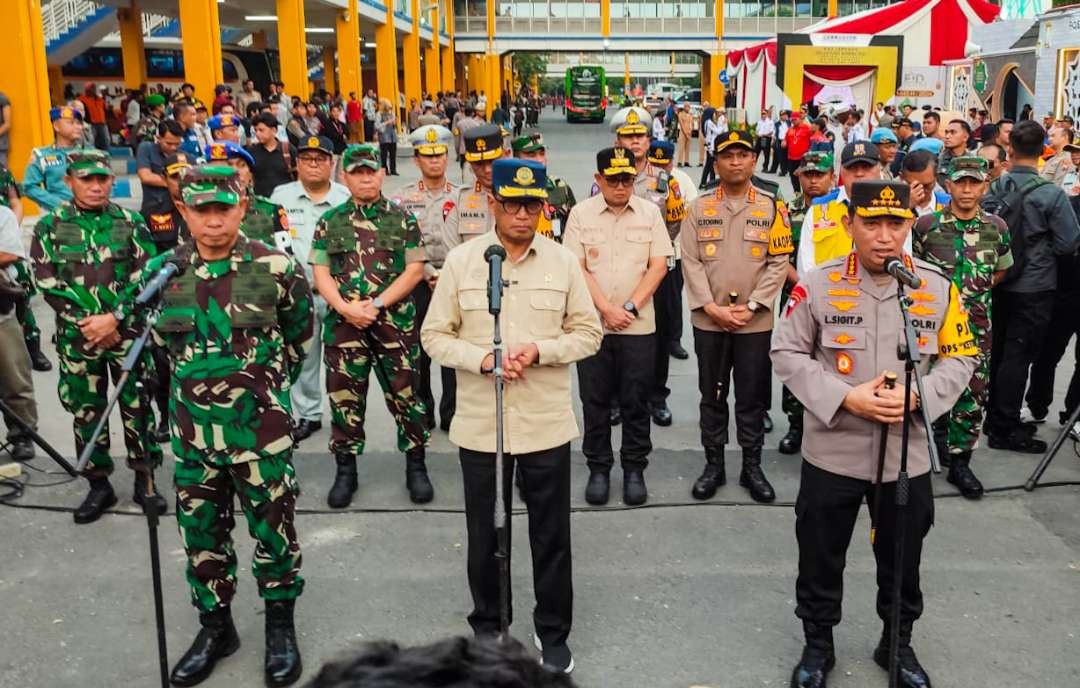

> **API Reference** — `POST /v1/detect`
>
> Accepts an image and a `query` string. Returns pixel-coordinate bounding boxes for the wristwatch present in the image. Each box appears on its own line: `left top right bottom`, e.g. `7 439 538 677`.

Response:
372 296 385 311
623 301 639 317
747 300 760 313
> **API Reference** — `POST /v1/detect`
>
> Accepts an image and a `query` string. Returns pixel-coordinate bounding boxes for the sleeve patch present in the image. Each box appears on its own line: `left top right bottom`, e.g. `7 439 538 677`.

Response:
938 283 979 357
785 283 807 318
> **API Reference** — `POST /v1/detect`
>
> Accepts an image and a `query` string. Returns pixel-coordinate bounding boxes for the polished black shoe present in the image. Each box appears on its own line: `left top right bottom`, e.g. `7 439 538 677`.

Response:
623 468 647 505
10 437 34 462
763 412 774 433
778 419 803 455
73 479 118 524
534 633 574 674
27 339 53 372
691 446 726 500
405 448 434 504
790 623 835 688
609 406 622 426
133 472 168 515
326 453 358 509
292 419 321 444
651 402 673 427
987 431 1047 454
154 417 171 443
946 451 983 499
739 448 776 503
873 628 932 688
584 467 611 505
265 600 302 686
669 342 689 360
169 607 240 686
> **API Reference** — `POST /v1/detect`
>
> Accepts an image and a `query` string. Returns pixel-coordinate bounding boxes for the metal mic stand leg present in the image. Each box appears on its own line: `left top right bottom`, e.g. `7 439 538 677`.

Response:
491 308 511 639
0 398 77 476
1024 402 1080 490
73 315 169 687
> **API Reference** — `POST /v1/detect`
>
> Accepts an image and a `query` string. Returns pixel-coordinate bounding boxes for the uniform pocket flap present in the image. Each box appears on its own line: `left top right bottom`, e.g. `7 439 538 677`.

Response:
626 229 652 243
529 288 565 311
458 288 488 311
821 325 867 350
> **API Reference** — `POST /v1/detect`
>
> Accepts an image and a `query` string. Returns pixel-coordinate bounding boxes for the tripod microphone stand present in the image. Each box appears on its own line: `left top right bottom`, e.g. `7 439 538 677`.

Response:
74 308 170 688
0 398 77 476
1024 403 1080 491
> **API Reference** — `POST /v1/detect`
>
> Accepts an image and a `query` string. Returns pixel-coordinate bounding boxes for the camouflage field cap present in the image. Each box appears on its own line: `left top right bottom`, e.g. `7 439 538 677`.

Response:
511 132 546 154
797 151 834 174
342 144 382 172
66 149 114 178
180 165 243 207
948 156 989 182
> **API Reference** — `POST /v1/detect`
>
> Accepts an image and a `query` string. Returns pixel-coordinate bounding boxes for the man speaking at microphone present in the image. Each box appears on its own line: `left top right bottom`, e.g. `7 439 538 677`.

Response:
772 180 977 688
30 149 165 524
148 165 313 687
421 158 601 674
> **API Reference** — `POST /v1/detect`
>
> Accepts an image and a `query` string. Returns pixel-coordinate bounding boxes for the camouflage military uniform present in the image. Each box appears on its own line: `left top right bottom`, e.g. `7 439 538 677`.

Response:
242 193 293 252
310 197 430 455
133 114 161 146
536 176 576 242
31 202 163 478
0 167 40 351
152 234 314 612
913 208 1012 453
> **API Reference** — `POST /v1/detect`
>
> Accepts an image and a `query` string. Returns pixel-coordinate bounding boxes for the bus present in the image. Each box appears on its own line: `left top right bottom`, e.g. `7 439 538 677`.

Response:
565 65 607 123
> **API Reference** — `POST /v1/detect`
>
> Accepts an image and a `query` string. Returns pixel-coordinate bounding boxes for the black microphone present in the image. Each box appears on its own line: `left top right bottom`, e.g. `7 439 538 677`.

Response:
484 244 506 315
135 260 184 307
883 256 923 290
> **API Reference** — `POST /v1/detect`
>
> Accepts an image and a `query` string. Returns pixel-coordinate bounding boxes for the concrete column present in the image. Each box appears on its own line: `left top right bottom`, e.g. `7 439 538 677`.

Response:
117 4 147 90
322 46 336 94
403 0 423 104
336 2 363 102
375 6 398 105
828 0 838 18
425 4 441 95
601 0 611 37
276 0 308 98
179 0 224 105
48 65 65 106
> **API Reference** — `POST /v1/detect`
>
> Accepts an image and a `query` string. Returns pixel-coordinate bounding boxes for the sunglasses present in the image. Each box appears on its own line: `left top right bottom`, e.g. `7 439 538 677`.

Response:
605 175 636 188
498 199 545 215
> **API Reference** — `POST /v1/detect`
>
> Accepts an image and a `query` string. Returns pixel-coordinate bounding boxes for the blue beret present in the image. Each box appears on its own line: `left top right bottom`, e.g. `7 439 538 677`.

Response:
50 106 83 122
204 140 256 169
208 114 240 131
908 137 944 155
870 127 898 144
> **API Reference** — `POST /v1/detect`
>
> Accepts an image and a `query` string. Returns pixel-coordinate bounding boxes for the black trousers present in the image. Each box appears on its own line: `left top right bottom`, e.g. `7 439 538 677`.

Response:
460 443 572 647
768 140 785 174
412 281 456 427
650 261 683 406
578 334 655 470
755 136 773 171
699 154 716 188
795 461 933 627
693 328 772 449
1025 288 1080 422
379 142 398 174
987 289 1055 438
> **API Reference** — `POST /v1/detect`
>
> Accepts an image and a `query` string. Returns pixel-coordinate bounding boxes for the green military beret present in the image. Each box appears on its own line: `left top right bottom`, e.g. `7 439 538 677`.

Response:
511 132 546 155
180 165 242 207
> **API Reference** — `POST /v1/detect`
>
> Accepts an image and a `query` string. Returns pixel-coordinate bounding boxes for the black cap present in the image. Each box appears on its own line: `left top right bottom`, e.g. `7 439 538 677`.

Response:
297 135 334 155
596 146 637 177
464 123 504 162
850 180 913 219
163 151 195 177
840 141 880 168
896 117 913 127
713 129 755 154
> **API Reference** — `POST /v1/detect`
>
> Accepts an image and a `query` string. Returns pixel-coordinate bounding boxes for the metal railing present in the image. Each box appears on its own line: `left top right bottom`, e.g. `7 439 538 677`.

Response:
41 0 106 43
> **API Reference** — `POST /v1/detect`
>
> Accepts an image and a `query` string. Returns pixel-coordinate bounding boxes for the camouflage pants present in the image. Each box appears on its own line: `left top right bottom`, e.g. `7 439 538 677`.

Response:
943 322 991 454
324 338 430 455
11 260 40 346
57 330 163 479
175 455 304 613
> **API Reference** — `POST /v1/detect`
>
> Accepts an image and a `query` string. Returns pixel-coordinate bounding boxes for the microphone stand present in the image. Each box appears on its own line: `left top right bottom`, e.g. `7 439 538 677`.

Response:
0 398 77 476
487 264 511 639
74 305 169 688
885 284 940 688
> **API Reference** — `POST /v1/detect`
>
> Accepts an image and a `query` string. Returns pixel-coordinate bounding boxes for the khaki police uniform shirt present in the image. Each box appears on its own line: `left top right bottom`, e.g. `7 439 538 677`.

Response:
420 231 603 454
444 182 495 250
390 178 461 276
771 254 978 481
633 163 685 239
562 193 673 335
680 184 794 334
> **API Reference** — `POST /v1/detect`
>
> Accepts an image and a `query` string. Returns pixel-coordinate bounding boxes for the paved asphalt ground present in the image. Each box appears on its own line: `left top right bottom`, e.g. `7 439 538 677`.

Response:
2 111 1079 687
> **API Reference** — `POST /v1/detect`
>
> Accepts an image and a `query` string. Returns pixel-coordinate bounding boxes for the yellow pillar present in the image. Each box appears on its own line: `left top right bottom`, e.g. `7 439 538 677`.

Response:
425 4 441 95
336 2 363 101
713 0 726 108
251 31 268 51
1 0 52 214
601 0 611 37
624 53 630 93
48 65 65 106
322 47 336 94
179 0 224 103
117 4 147 90
485 0 496 119
403 0 423 105
442 0 456 94
375 6 398 106
276 0 308 98
828 0 838 18
487 53 500 119
502 54 513 100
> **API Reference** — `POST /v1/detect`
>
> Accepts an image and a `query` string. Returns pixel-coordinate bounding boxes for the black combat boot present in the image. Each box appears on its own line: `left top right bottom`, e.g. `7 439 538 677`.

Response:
73 477 118 524
10 436 34 462
691 446 726 500
778 415 803 455
326 453 358 509
265 600 302 686
790 622 835 688
25 336 52 372
154 416 171 443
169 606 240 686
873 622 932 688
739 447 776 503
584 466 611 505
133 471 168 515
946 450 984 499
405 447 434 504
622 467 647 505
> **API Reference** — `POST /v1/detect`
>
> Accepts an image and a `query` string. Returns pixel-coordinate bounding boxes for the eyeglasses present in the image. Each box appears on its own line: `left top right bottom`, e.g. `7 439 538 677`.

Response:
498 199 545 215
298 155 330 165
605 175 636 188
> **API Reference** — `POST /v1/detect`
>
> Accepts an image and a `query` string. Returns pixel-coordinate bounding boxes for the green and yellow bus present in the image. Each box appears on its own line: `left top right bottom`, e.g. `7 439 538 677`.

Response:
564 65 607 123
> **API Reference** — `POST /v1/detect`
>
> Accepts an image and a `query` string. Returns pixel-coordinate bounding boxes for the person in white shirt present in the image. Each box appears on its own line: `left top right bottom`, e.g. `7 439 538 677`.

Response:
652 110 666 141
699 111 722 187
716 111 729 135
755 110 776 172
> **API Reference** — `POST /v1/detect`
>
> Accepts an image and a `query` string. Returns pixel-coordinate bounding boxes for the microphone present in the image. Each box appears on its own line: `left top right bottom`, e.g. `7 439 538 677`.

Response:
135 260 184 307
484 244 507 315
883 256 923 290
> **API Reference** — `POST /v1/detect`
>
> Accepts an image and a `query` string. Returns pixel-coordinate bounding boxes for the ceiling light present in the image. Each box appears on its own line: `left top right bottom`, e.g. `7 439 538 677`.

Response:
305 27 334 33
244 15 277 21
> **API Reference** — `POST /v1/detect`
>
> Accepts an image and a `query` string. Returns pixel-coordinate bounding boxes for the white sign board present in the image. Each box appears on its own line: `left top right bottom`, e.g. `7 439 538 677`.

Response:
890 66 948 108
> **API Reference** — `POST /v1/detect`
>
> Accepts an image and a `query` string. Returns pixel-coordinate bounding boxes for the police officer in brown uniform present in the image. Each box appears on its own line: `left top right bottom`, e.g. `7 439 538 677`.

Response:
444 123 505 250
563 147 672 506
391 124 460 430
772 180 978 688
681 130 793 503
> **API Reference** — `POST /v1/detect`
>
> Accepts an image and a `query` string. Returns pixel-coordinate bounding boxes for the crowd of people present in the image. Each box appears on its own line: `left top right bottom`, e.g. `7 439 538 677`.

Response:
0 76 1077 688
